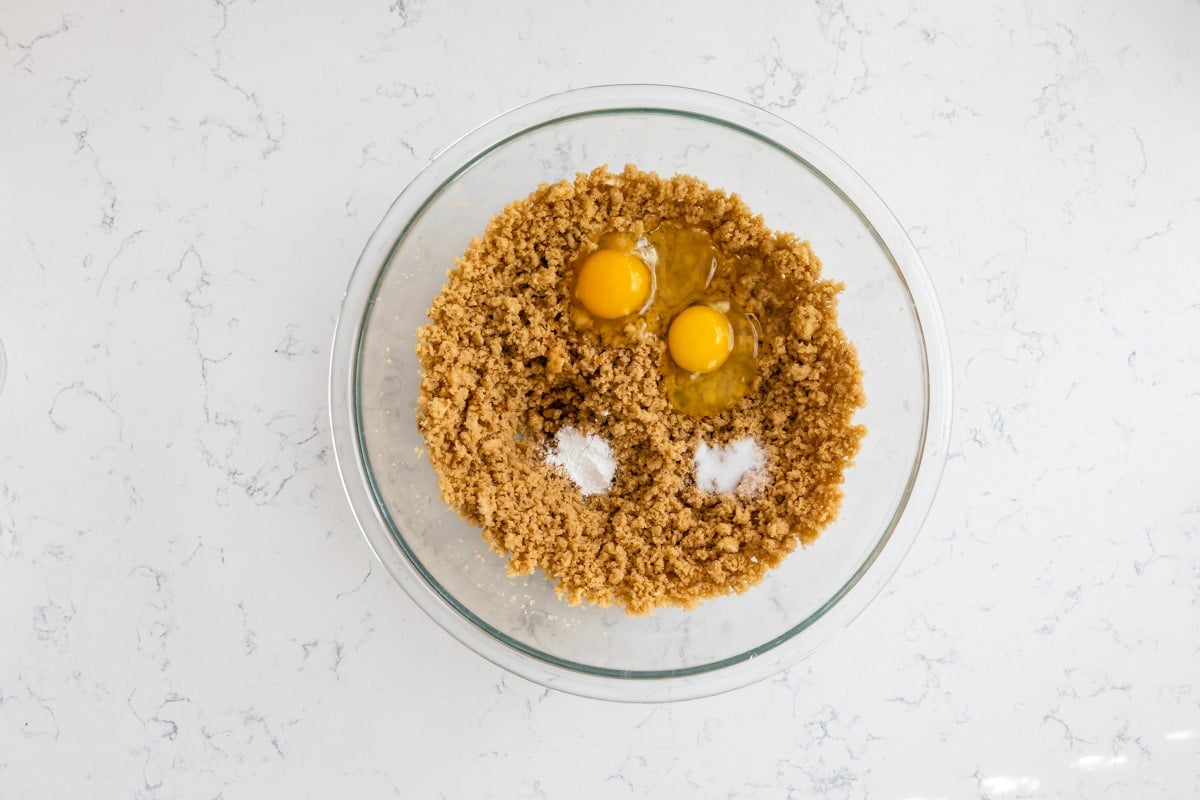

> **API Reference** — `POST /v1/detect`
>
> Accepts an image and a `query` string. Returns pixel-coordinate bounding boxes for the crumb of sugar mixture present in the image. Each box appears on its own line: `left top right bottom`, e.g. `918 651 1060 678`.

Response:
416 165 865 614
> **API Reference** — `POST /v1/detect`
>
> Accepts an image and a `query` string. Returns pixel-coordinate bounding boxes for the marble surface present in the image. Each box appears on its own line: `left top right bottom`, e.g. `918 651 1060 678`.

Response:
2 0 1199 796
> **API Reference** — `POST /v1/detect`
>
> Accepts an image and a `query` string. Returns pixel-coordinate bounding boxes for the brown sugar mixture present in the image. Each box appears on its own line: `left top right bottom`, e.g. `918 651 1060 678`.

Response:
416 165 865 614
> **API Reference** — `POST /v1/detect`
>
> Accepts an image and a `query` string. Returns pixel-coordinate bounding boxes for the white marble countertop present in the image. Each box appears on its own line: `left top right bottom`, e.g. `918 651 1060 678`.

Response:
3 1 1199 797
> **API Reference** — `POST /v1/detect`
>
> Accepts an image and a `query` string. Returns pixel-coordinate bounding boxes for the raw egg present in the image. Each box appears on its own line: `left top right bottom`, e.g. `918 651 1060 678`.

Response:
571 223 761 416
663 302 760 417
574 249 652 319
668 305 733 373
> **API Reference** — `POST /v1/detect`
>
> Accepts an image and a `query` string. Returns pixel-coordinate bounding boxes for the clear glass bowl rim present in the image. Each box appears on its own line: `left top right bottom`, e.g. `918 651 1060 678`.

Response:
329 84 953 702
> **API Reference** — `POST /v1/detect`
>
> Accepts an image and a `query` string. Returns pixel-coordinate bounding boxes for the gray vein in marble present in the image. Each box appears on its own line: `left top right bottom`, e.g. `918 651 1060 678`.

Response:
3 14 72 72
746 39 806 110
203 64 285 158
47 380 123 440
388 0 425 28
94 229 146 297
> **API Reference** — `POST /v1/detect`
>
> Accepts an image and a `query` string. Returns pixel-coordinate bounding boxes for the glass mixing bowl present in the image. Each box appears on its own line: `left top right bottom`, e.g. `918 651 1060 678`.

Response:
330 85 952 701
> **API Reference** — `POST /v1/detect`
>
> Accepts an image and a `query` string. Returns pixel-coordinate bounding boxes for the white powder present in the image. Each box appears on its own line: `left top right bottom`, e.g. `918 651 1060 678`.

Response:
545 426 616 496
694 437 766 495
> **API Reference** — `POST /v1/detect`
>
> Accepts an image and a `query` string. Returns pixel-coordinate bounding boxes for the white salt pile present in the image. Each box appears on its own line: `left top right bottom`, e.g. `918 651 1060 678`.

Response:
545 426 616 496
694 437 765 495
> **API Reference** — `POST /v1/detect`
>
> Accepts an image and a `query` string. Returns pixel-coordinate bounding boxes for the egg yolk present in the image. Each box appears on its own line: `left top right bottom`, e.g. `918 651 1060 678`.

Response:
575 249 652 319
668 305 734 373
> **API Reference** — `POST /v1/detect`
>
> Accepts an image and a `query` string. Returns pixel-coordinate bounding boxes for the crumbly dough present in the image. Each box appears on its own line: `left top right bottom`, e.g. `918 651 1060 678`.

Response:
416 165 865 614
